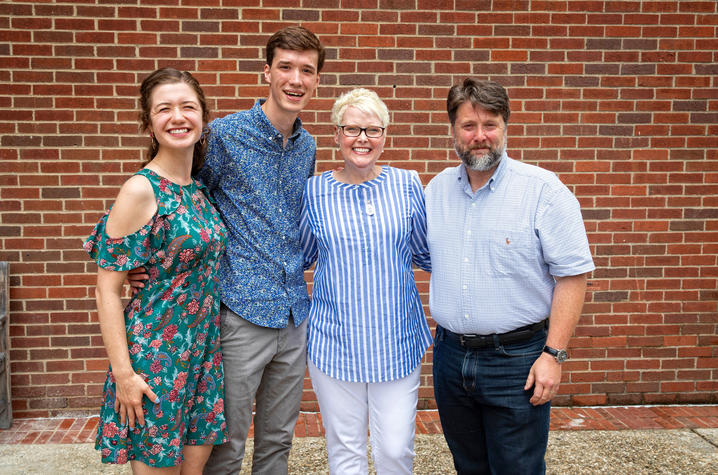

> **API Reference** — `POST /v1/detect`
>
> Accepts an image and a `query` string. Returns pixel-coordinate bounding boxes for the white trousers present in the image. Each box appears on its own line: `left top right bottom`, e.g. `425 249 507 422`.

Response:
308 360 420 475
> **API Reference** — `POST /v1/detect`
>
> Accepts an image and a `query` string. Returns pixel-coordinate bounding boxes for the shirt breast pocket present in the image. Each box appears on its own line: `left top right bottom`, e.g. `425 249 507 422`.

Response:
486 228 536 278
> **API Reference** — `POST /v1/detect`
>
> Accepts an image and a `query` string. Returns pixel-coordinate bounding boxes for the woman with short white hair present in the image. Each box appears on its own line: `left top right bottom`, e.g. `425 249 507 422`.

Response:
300 88 432 474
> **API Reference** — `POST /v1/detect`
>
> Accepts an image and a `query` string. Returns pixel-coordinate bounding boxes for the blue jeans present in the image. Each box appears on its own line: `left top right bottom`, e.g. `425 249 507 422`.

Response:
433 325 550 475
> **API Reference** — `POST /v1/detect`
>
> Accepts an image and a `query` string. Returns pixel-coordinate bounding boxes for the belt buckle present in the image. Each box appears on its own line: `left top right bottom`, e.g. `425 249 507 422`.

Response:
460 334 477 346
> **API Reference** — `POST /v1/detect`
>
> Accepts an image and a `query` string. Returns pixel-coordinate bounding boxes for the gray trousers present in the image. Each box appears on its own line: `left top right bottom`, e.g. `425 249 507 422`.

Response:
203 305 307 475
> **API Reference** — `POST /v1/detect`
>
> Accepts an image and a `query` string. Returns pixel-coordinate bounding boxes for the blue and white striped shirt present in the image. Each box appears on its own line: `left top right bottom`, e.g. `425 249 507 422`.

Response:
425 154 595 335
300 166 432 383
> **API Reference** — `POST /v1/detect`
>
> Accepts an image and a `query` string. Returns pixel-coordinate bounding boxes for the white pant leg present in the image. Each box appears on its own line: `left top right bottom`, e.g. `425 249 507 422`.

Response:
308 360 369 475
368 365 421 475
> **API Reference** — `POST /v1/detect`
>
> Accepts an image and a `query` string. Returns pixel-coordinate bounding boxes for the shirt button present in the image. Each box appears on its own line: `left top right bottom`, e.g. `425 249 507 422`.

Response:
463 257 469 262
466 230 471 235
464 314 469 319
462 285 468 290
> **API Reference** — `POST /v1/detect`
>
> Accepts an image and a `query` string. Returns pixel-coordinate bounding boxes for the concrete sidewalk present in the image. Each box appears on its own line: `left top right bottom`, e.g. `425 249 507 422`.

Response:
1 406 717 473
1 429 717 474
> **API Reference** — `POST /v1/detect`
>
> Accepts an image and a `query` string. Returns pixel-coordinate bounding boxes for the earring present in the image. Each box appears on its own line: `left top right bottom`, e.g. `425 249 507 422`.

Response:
200 127 208 146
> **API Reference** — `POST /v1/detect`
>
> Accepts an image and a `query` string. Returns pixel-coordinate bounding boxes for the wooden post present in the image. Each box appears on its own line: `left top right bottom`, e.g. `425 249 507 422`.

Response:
0 262 11 429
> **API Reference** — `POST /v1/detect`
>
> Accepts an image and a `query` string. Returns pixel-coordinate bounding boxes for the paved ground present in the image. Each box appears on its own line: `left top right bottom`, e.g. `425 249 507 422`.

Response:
1 406 717 474
1 429 717 474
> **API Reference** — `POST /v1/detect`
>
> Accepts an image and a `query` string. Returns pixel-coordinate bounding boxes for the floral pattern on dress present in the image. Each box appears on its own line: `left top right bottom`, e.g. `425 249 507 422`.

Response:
83 168 228 467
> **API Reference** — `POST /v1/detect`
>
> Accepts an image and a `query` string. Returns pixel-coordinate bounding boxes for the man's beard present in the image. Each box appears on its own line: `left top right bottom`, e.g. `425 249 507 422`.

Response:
455 142 503 172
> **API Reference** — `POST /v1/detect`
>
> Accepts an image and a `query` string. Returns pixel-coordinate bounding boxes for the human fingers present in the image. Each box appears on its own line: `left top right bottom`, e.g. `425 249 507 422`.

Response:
529 381 545 406
127 266 147 276
118 402 127 427
144 386 159 404
524 369 535 391
134 402 145 427
126 403 136 430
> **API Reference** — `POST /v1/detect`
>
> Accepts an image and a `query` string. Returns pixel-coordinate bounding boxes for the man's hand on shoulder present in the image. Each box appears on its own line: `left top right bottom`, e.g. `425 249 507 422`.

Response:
524 352 562 406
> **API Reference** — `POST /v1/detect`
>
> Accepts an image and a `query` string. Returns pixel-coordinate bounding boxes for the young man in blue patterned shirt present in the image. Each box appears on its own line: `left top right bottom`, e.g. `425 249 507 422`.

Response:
196 26 324 474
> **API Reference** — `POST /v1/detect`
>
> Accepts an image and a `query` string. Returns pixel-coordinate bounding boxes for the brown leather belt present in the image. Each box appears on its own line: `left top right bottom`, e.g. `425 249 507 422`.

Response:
443 319 548 349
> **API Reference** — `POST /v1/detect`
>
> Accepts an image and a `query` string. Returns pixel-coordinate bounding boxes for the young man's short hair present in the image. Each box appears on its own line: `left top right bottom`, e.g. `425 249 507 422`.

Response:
266 26 325 73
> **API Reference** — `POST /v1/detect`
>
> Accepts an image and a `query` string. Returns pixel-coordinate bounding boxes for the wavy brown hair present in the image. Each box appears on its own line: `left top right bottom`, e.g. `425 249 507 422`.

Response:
266 26 325 72
139 68 210 174
447 78 511 127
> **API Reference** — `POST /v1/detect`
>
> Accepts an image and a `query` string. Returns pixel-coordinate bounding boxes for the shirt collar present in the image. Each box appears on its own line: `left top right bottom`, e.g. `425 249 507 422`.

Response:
253 99 304 140
457 151 510 195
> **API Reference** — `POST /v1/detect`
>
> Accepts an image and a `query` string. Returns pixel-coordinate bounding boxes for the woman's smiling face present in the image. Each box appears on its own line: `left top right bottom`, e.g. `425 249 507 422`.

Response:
335 106 386 173
148 82 203 153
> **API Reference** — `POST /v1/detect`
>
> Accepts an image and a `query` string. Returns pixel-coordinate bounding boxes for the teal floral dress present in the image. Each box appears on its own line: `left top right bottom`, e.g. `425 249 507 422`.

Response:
83 168 228 467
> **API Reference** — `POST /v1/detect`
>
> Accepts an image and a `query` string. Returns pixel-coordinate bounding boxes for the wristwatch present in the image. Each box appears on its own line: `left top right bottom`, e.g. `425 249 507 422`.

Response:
543 345 568 363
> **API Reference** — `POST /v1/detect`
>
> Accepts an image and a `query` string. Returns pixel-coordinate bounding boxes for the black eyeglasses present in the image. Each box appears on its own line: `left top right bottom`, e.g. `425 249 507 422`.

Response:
339 125 386 138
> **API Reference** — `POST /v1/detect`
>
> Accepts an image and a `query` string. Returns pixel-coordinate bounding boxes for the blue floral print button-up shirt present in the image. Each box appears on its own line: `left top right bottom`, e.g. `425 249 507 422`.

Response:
197 100 315 328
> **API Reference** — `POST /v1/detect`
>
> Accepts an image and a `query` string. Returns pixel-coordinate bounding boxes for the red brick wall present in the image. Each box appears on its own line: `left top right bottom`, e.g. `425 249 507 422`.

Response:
2 1 717 418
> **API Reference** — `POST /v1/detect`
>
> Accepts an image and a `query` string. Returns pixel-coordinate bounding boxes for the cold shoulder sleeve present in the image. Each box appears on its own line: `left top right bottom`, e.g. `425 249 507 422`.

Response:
83 211 163 271
83 173 180 271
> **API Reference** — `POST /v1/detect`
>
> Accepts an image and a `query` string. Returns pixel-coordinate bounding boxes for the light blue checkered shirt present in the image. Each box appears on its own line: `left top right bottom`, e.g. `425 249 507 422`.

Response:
425 154 595 335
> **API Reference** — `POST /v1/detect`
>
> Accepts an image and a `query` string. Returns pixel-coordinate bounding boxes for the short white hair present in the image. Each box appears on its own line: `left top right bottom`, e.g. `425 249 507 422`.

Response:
331 88 390 128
